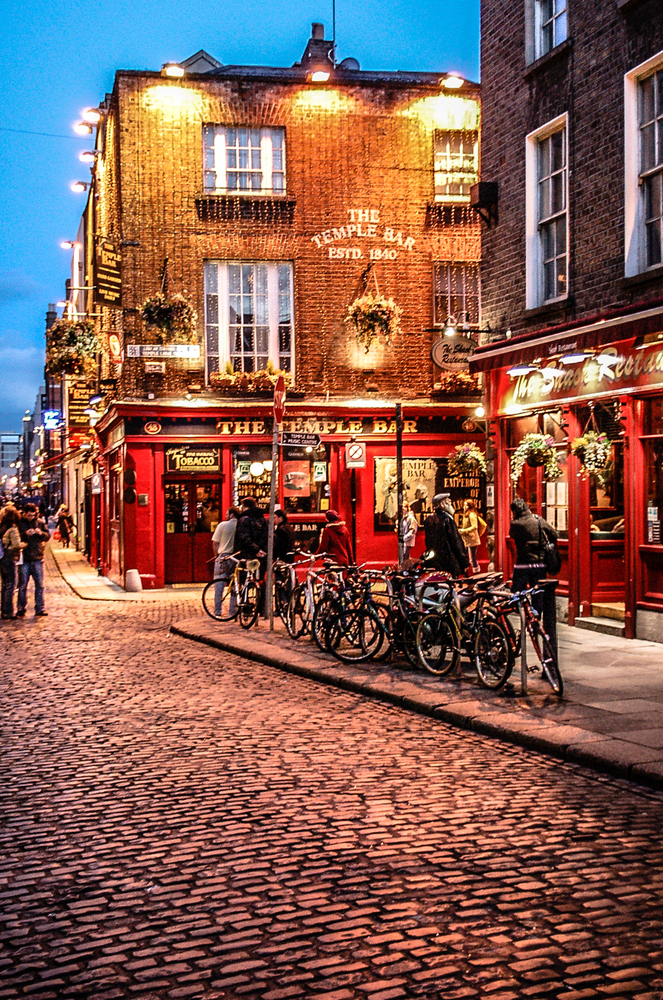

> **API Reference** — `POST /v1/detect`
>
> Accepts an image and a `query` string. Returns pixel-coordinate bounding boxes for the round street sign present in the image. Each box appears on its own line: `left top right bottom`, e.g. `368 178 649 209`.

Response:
274 374 286 424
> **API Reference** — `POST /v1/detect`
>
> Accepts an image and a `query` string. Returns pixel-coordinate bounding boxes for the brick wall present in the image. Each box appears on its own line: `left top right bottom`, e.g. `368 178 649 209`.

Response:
480 0 663 338
93 70 480 400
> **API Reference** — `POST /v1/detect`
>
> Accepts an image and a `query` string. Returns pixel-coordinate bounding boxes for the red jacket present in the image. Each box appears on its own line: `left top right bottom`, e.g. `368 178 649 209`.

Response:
317 520 353 566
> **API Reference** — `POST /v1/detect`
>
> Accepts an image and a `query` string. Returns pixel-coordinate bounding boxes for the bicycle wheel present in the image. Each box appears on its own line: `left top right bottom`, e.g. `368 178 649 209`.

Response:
401 610 424 669
312 592 336 651
238 579 260 630
326 605 386 663
416 612 460 676
202 577 239 622
474 617 512 690
273 573 291 622
286 584 310 639
530 625 563 696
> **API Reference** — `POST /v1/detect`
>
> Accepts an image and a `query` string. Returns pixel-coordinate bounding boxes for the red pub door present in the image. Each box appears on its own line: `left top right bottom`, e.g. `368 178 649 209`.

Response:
164 480 221 583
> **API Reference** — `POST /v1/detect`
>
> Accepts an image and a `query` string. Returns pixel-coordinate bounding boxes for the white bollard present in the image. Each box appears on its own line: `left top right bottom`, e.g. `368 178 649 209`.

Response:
125 569 143 592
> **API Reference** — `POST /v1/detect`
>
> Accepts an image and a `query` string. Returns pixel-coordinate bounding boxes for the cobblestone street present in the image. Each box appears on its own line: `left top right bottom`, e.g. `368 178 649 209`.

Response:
1 554 663 999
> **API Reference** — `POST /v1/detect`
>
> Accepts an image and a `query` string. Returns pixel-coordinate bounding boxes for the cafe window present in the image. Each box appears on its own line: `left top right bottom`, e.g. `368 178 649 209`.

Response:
642 397 663 544
281 445 330 515
507 411 568 537
232 444 331 515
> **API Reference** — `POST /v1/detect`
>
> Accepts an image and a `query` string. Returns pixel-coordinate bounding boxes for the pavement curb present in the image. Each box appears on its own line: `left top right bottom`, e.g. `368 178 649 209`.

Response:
170 622 663 795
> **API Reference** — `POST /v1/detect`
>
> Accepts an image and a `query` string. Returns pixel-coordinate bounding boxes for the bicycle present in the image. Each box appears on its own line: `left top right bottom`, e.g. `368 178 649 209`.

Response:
202 555 263 630
479 584 563 696
286 554 342 640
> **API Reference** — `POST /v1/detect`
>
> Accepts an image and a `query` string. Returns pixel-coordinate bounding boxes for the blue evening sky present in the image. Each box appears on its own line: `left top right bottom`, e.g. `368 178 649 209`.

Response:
0 0 479 431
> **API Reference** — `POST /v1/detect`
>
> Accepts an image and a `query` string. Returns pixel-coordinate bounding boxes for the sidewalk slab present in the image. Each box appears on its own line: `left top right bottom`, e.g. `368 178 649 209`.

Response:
50 544 663 793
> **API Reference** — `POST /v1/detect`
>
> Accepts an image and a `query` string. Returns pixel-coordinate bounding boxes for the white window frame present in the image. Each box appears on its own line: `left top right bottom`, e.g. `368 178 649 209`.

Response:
525 113 569 309
203 261 294 380
202 126 286 196
625 49 663 277
433 130 479 204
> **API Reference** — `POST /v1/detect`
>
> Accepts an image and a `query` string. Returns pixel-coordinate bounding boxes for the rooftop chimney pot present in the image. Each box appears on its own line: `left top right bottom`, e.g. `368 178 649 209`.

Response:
312 22 324 39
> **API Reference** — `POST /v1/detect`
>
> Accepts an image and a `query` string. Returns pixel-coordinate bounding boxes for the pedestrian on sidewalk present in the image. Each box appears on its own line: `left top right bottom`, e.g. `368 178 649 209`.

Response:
423 494 470 577
17 503 50 617
273 509 295 564
211 506 241 616
398 500 418 563
316 510 354 566
1 508 26 620
459 499 481 573
56 506 75 548
509 497 556 612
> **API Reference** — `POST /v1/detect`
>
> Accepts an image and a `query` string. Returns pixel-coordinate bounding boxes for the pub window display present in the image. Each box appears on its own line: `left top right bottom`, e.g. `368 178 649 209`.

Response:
643 397 663 544
374 456 484 531
282 445 330 516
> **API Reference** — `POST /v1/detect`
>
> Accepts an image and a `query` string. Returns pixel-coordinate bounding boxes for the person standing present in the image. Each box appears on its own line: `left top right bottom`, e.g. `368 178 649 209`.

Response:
1 508 25 620
273 509 295 564
423 493 470 577
399 501 418 563
57 506 75 548
17 504 50 617
236 497 268 567
316 510 354 566
211 506 240 616
509 497 557 611
459 499 481 572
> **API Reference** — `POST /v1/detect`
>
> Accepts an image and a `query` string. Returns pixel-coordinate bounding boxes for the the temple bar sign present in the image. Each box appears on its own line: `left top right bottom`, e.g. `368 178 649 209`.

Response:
165 446 220 473
94 238 122 306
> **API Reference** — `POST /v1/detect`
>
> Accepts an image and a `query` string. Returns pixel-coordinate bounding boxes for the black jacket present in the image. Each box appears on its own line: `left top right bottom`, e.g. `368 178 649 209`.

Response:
18 516 50 562
423 508 470 577
237 507 268 559
273 522 294 562
509 511 557 564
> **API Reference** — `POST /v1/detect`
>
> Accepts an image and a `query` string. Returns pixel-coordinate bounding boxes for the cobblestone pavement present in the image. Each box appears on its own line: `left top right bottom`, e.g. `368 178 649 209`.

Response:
1 554 663 999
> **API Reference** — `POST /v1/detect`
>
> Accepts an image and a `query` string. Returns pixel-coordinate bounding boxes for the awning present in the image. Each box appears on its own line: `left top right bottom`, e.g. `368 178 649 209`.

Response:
470 303 663 373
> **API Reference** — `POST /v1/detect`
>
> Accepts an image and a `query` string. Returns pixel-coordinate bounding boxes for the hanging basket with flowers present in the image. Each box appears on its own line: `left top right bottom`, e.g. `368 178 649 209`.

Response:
510 433 562 483
345 292 402 353
140 292 197 344
447 442 487 477
570 430 613 479
45 318 100 380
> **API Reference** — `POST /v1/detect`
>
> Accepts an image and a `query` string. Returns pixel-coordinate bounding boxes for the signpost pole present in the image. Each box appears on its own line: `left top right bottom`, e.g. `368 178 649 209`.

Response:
396 403 404 566
267 376 285 630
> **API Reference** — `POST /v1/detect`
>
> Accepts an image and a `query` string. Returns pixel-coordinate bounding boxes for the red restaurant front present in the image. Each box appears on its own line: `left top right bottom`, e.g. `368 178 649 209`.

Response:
472 315 663 642
95 398 488 589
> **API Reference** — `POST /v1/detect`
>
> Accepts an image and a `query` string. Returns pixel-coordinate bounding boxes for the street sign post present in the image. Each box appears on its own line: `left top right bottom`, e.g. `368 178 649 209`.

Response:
267 375 286 629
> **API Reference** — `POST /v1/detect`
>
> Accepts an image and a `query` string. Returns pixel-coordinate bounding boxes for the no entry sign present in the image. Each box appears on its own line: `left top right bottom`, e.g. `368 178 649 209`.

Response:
345 441 366 469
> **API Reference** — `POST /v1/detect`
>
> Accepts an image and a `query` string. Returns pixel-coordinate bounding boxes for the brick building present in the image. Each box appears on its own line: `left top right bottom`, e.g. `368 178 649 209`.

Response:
471 0 663 639
60 25 484 587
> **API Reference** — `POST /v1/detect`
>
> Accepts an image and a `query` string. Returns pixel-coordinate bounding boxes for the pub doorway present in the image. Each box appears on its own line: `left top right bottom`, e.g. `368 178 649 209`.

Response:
164 480 221 583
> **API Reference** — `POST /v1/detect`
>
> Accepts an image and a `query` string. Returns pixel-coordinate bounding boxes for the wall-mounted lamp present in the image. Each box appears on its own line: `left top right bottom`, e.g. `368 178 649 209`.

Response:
560 351 593 365
444 315 457 337
60 240 81 250
89 394 103 406
70 181 90 193
507 364 538 376
81 107 103 124
79 150 100 164
162 62 185 77
308 68 331 82
442 74 464 89
73 122 93 136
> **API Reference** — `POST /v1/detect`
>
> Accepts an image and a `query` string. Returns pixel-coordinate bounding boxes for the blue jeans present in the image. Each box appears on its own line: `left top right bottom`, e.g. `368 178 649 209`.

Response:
18 560 45 614
1 557 16 617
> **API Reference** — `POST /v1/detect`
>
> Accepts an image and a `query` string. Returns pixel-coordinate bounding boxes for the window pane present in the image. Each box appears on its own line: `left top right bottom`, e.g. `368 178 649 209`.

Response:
538 138 550 180
555 9 567 45
551 172 565 214
551 130 565 171
641 76 656 126
647 219 662 266
642 123 656 173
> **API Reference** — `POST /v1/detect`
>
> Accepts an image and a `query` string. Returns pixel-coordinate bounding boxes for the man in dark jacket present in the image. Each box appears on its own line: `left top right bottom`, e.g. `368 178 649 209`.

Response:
509 497 557 605
17 503 50 617
236 497 268 565
423 493 470 577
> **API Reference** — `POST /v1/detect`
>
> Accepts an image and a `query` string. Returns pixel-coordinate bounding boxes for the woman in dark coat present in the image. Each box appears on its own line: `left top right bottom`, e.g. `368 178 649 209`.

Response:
57 506 75 548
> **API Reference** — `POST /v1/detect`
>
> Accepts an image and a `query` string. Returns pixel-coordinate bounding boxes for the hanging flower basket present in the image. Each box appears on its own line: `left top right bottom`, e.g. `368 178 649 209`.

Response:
345 293 402 353
570 430 612 478
447 442 487 477
510 433 562 483
140 292 197 344
45 318 100 380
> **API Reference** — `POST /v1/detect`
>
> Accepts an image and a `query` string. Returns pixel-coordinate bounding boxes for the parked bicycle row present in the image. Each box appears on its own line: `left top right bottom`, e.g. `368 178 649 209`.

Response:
202 551 563 697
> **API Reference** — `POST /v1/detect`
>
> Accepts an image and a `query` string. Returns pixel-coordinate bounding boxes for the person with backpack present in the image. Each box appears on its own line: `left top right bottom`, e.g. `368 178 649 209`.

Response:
509 497 558 612
459 498 484 573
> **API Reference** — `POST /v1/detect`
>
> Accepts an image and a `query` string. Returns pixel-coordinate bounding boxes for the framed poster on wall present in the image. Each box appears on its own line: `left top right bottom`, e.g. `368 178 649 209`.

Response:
374 456 485 531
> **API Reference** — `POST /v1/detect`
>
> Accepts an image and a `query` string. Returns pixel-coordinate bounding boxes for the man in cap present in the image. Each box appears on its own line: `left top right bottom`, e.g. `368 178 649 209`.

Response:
423 493 470 577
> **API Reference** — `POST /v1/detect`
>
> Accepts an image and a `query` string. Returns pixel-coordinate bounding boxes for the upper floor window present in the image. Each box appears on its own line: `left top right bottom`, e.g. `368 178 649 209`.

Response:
639 69 663 267
433 262 480 326
204 261 293 377
203 126 286 195
535 0 567 59
525 115 568 308
434 130 478 203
